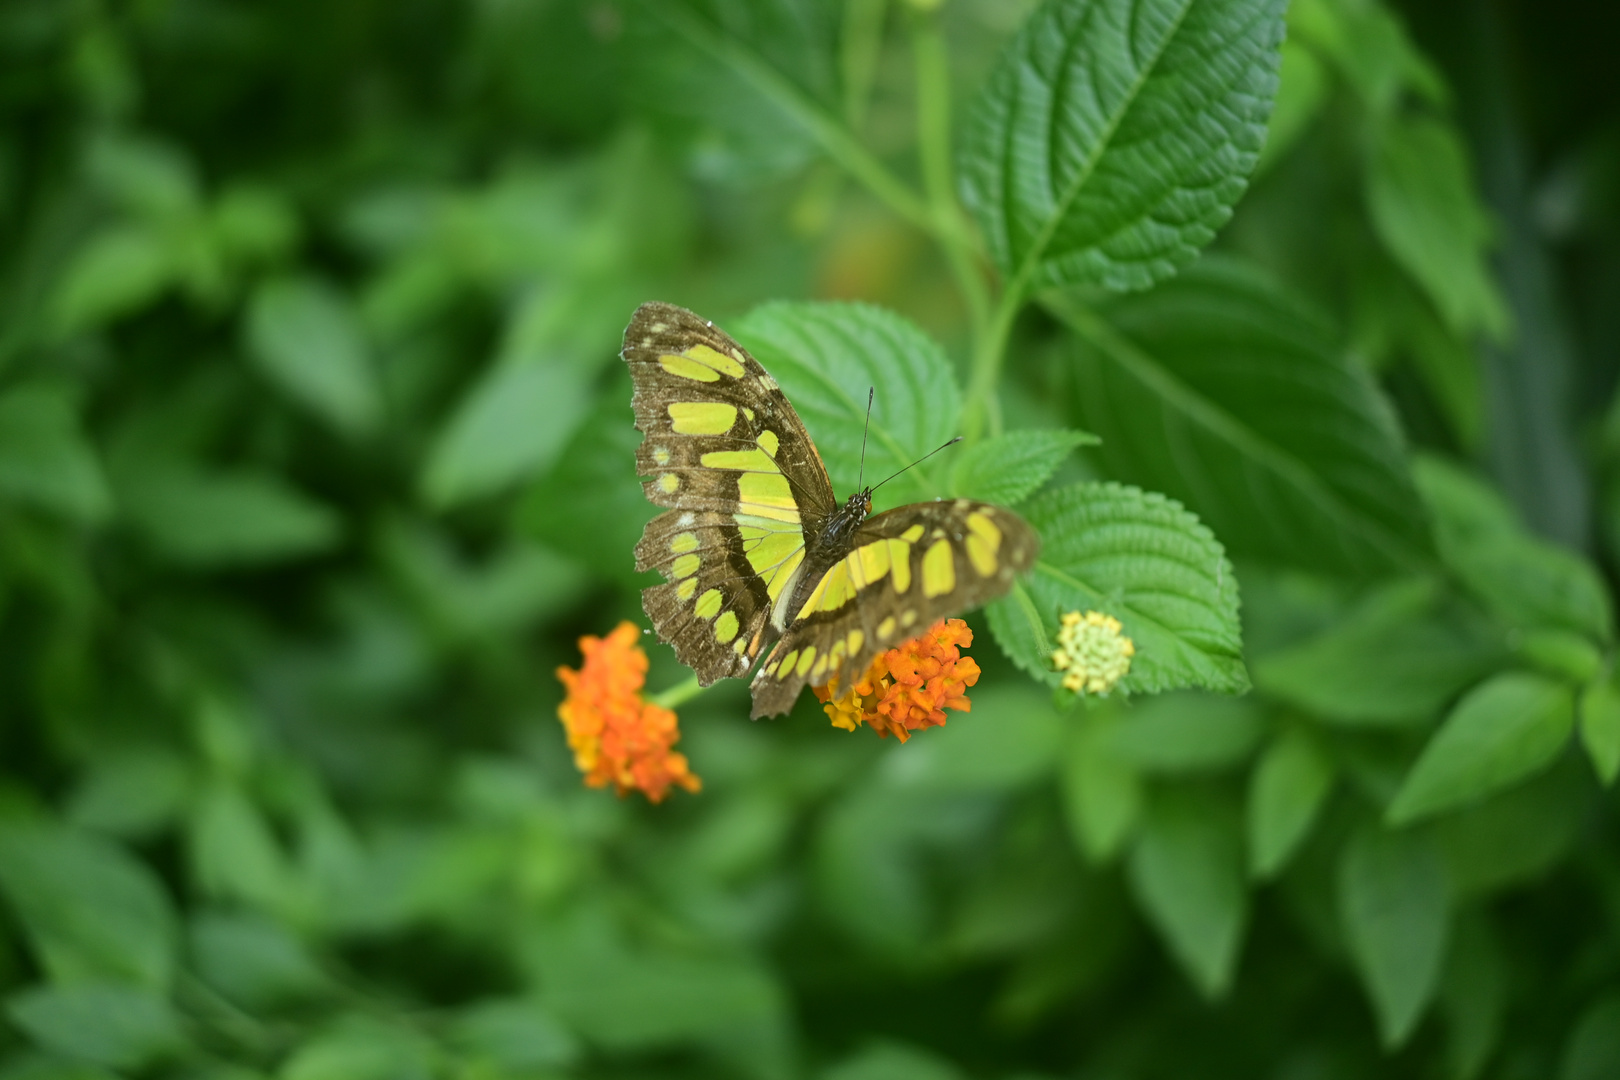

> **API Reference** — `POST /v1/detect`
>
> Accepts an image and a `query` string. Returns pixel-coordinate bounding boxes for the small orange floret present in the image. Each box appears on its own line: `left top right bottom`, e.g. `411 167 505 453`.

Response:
813 618 980 742
556 621 701 803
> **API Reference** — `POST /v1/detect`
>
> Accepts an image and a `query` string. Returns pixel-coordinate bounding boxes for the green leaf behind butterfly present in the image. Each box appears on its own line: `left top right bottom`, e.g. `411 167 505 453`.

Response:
987 481 1247 696
950 428 1096 506
731 301 961 509
959 0 1286 294
1055 258 1434 576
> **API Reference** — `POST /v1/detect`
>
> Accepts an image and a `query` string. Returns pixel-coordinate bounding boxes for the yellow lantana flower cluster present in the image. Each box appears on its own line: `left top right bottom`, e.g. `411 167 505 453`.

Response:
1050 610 1134 695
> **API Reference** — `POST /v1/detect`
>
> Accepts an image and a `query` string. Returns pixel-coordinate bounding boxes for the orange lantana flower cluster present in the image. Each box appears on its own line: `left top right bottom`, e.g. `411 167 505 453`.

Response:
813 618 980 742
555 621 700 803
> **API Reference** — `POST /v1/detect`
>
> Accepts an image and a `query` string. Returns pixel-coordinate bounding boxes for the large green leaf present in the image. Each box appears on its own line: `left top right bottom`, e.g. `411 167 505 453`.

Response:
987 481 1247 695
1247 728 1334 879
959 0 1285 293
1387 672 1576 825
1338 825 1449 1048
0 821 179 990
1102 692 1264 772
1056 258 1434 575
1060 704 1143 862
5 983 186 1070
732 301 961 508
1127 789 1248 998
1254 578 1505 726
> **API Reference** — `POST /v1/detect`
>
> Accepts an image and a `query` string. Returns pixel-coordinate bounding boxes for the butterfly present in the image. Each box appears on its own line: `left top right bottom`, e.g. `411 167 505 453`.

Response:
624 302 1040 719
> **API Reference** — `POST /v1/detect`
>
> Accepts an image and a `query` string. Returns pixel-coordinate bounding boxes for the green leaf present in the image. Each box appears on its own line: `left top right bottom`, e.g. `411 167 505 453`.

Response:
1435 757 1588 900
517 375 653 583
48 226 177 335
1561 994 1620 1080
1288 0 1447 114
1255 39 1329 173
422 357 595 509
1104 692 1264 772
949 428 1096 506
1060 704 1143 862
987 481 1247 696
1439 911 1507 1080
1338 825 1449 1048
448 998 582 1073
1055 258 1435 575
1388 672 1576 825
5 982 186 1070
822 1041 966 1080
1254 578 1505 726
1416 455 1613 643
883 684 1064 793
0 821 178 989
65 747 192 839
114 458 340 567
0 384 112 523
1126 789 1247 998
187 782 303 919
279 1018 434 1080
245 276 382 437
731 300 961 508
0 1054 122 1080
1366 116 1507 339
189 911 330 1009
1248 729 1334 879
959 0 1286 293
1579 676 1620 785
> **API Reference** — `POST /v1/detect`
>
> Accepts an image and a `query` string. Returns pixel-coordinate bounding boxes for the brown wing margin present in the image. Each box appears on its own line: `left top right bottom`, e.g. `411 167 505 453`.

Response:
748 500 1041 719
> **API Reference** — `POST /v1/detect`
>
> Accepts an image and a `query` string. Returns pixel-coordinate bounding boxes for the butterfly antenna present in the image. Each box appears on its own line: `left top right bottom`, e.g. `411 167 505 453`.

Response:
870 436 963 494
858 386 874 491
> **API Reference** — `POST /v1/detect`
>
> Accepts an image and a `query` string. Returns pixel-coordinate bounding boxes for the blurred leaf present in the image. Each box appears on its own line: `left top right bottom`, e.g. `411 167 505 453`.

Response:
1367 116 1507 340
1256 39 1329 173
959 0 1285 293
65 746 192 839
208 185 299 263
1561 994 1620 1080
949 428 1096 506
732 300 961 507
0 820 178 989
447 998 582 1073
1388 672 1575 825
114 458 340 567
1056 258 1435 575
5 982 186 1070
279 1018 433 1080
1255 578 1505 726
987 481 1248 696
1417 454 1612 643
1127 789 1247 998
1516 628 1604 685
518 377 652 582
48 225 177 336
878 683 1064 793
0 384 112 522
246 276 381 437
0 1055 121 1080
1435 757 1588 900
85 132 199 219
1440 911 1507 1080
188 911 330 1009
1339 825 1448 1047
187 782 303 919
1288 0 1446 113
1103 692 1264 772
1248 728 1334 879
1060 704 1142 862
822 1041 965 1080
1579 675 1620 785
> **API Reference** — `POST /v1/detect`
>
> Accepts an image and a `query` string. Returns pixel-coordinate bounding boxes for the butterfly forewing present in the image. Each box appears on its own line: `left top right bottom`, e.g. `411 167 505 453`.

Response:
748 500 1040 718
624 302 838 685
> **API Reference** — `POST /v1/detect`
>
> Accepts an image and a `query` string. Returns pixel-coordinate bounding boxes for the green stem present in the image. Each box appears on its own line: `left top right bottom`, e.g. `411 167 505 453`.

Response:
963 283 1024 439
841 0 888 132
909 9 990 337
651 674 706 710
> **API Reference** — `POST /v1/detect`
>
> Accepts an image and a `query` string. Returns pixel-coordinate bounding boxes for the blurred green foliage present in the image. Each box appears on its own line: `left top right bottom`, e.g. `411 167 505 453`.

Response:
0 0 1618 1078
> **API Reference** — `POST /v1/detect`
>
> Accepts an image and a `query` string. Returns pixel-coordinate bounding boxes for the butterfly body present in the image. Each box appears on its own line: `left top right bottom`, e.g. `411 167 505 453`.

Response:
624 302 1039 719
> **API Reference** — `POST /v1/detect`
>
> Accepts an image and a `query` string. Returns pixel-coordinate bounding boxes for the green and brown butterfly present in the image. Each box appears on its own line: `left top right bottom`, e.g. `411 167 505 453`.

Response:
624 301 1040 719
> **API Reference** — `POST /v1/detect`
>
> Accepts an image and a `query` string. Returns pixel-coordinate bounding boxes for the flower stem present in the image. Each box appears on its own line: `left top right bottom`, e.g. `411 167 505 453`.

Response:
962 282 1024 439
651 674 706 710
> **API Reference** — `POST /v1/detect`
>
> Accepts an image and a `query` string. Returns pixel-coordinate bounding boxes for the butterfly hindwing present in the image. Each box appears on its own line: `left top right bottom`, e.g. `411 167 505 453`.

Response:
624 302 837 685
748 500 1040 718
